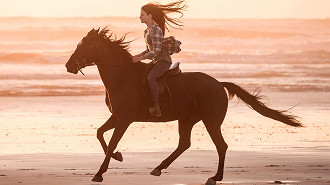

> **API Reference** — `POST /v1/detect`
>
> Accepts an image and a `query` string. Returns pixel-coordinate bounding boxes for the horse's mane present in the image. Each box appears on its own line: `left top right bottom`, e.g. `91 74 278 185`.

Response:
88 27 132 63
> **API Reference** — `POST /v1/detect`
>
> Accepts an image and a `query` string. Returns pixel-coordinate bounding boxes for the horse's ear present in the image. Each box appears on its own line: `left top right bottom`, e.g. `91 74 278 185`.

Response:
87 29 93 36
97 27 100 33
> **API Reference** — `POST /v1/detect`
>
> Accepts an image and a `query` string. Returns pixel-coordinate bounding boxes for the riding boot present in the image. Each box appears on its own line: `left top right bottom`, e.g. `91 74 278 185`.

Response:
149 102 162 117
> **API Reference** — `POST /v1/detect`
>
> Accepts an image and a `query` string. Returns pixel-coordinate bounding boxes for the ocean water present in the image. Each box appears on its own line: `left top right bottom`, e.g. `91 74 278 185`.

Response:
0 17 329 154
0 17 329 96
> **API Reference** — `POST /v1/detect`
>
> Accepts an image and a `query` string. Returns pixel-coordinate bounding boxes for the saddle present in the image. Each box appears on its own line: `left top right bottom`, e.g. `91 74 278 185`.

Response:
141 62 182 102
160 62 181 80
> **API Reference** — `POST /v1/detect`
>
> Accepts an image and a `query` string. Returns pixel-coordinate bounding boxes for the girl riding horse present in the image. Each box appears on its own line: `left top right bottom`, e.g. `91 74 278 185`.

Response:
132 0 186 117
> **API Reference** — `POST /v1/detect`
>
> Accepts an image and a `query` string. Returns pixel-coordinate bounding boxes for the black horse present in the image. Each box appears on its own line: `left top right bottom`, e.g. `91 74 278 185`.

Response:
65 28 302 185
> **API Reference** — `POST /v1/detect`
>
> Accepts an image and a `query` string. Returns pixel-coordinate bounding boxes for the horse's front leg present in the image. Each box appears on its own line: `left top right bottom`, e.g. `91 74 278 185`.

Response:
97 115 123 161
97 115 116 153
92 118 132 182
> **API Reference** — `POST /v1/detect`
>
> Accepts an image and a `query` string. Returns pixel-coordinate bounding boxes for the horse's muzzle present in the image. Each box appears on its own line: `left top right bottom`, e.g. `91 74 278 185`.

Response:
65 62 78 74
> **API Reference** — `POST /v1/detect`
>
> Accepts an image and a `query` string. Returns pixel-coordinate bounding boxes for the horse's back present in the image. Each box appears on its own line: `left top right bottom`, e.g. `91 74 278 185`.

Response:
180 72 226 95
164 71 228 105
179 72 228 119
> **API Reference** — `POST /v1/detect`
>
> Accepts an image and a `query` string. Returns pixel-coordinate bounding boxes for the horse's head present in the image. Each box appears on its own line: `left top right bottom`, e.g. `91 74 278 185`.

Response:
65 28 100 74
66 28 132 74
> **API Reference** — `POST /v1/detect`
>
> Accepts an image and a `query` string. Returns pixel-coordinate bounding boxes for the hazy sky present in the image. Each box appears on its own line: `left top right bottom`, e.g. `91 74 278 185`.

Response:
0 0 329 19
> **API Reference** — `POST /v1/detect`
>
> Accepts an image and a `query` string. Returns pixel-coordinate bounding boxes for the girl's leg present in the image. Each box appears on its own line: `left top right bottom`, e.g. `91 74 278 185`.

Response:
147 61 171 116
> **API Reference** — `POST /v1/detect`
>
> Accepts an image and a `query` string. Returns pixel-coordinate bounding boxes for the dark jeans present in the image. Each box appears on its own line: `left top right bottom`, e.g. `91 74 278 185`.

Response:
147 61 171 104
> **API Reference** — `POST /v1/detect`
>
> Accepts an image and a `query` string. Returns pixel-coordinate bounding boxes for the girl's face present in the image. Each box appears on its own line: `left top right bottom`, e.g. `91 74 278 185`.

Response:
140 9 152 23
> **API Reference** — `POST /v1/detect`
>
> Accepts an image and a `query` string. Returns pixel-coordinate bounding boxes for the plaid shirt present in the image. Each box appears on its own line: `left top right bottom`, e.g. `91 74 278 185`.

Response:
141 23 163 60
139 23 181 60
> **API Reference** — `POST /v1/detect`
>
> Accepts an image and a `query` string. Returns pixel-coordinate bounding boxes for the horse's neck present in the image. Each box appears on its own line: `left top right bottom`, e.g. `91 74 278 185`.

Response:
97 62 147 97
97 64 126 96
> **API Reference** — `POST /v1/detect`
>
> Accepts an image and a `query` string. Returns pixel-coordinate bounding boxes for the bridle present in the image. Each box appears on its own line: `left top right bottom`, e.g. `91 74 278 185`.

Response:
71 37 100 75
69 35 132 75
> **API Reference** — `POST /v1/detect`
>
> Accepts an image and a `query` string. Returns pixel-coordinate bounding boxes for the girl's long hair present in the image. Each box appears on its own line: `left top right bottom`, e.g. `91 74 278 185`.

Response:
141 0 187 35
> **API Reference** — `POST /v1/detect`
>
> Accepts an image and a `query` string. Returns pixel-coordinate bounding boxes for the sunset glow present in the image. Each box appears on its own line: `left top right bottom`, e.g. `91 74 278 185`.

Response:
1 0 329 184
0 0 329 18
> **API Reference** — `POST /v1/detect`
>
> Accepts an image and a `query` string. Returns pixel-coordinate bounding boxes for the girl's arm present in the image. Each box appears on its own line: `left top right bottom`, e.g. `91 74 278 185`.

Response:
137 45 149 57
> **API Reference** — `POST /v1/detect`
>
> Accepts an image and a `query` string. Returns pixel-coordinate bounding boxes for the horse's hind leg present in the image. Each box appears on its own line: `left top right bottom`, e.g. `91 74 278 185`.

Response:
150 118 197 176
203 118 228 185
97 115 123 162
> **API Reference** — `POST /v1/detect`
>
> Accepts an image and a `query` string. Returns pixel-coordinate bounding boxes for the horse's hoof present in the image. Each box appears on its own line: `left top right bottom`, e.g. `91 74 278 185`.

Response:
114 151 123 162
150 168 161 176
205 178 216 185
91 175 103 182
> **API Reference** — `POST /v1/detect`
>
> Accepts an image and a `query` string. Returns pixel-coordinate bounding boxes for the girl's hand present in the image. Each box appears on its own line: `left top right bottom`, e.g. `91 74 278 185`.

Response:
132 55 145 63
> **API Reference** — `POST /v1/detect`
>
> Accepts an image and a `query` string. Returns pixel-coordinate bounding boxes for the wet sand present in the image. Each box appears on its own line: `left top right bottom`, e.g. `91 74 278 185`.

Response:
1 93 329 185
1 149 329 185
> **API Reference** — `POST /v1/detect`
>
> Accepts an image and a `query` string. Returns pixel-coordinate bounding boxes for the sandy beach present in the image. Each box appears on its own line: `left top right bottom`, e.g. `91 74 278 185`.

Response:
1 17 329 185
1 149 330 185
1 94 330 185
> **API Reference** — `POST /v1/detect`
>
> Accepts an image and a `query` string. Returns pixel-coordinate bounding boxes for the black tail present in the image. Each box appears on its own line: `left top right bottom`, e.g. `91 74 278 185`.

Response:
221 82 302 127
